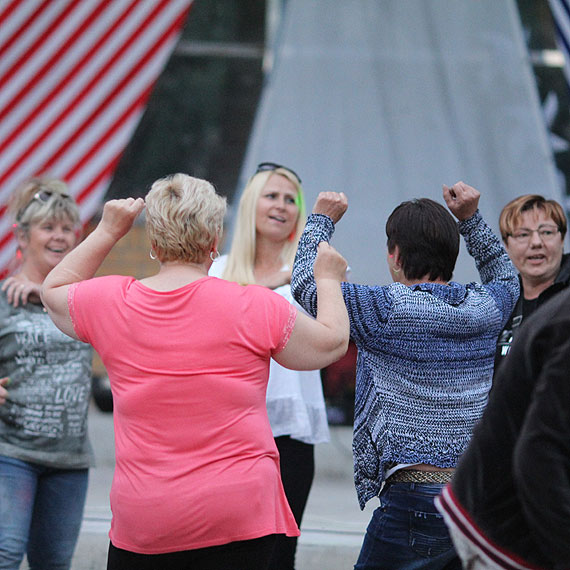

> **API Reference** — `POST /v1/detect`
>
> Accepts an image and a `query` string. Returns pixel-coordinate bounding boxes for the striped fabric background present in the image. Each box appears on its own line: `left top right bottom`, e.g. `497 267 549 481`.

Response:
0 0 193 275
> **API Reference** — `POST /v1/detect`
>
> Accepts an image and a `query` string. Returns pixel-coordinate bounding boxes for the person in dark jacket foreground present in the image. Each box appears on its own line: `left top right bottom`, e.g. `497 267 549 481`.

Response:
437 286 570 570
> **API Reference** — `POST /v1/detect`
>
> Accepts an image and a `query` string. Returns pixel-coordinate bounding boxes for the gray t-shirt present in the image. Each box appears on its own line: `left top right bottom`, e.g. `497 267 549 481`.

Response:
0 286 94 468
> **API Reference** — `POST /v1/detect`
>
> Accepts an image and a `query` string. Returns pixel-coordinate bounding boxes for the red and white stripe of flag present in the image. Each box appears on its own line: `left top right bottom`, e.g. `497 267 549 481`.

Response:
0 0 193 275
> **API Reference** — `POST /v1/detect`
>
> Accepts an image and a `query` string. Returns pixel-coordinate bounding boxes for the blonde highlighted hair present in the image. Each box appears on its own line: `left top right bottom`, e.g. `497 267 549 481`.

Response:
9 177 80 233
222 168 306 285
499 194 567 242
145 173 227 264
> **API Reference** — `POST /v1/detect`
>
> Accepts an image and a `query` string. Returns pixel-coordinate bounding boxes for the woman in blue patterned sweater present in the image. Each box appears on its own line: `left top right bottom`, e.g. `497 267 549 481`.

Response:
291 181 519 569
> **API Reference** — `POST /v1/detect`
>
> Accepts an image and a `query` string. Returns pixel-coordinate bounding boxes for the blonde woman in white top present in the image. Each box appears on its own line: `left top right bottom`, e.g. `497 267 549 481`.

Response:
210 162 329 570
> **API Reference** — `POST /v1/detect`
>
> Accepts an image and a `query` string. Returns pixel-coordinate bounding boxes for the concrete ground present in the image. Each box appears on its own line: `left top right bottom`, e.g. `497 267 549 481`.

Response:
61 404 374 570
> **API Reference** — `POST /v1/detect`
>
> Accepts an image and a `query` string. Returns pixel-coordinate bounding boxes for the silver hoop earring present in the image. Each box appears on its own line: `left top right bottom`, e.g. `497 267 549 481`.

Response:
210 250 220 262
149 249 157 261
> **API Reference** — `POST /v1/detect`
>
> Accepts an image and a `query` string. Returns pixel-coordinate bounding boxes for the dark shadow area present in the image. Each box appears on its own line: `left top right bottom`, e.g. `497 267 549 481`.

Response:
106 0 266 203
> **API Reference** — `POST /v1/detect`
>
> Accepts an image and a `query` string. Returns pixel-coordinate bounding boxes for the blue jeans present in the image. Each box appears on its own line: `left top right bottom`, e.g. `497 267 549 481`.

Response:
354 482 461 570
0 455 88 570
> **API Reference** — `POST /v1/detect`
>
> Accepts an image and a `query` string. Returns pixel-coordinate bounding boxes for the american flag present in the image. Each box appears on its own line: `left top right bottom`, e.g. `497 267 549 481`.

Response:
0 0 193 275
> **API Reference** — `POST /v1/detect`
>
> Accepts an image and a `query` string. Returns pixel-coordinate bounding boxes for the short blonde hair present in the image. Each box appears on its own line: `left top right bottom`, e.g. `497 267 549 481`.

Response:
145 173 227 264
9 177 80 233
222 168 306 285
499 194 567 242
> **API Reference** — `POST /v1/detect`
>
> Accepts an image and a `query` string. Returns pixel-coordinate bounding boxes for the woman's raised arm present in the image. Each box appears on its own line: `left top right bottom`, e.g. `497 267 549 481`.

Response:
41 198 145 339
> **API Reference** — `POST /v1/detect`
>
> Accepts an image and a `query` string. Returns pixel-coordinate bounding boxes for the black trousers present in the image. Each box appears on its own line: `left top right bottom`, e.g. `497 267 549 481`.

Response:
107 534 277 570
269 436 315 570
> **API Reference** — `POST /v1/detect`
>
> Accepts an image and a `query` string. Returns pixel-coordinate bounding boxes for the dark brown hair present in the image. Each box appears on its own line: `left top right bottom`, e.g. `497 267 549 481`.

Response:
386 198 460 282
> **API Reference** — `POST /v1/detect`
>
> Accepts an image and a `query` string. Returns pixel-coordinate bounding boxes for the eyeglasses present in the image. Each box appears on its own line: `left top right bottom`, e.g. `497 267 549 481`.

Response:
255 162 302 185
508 225 560 244
16 189 72 222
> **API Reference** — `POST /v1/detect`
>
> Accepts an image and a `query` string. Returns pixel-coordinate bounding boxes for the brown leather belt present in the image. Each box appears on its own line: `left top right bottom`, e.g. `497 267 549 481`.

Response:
387 469 454 484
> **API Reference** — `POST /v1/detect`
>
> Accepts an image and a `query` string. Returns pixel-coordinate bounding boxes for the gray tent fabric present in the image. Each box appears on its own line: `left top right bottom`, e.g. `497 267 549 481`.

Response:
233 0 561 285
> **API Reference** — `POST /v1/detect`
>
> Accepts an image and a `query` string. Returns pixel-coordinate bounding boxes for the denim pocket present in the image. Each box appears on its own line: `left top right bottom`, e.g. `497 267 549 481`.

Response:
409 508 453 557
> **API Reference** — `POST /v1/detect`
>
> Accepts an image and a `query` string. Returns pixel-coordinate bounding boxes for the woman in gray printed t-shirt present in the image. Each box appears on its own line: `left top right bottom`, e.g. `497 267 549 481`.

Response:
0 177 92 570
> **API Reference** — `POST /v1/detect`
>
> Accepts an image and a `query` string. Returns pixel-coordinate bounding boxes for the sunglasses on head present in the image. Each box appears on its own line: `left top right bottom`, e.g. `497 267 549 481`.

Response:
16 189 72 222
255 162 302 185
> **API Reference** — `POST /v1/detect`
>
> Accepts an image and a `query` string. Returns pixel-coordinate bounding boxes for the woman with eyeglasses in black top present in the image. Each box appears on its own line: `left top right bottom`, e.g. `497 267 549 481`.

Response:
494 194 570 373
0 177 92 570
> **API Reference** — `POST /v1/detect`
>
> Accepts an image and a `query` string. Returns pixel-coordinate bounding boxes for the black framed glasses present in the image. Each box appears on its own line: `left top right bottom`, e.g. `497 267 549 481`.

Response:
255 162 302 185
16 189 72 222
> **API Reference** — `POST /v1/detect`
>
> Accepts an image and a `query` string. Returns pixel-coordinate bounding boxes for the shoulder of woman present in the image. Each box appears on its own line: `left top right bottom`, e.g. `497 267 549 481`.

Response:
72 274 135 298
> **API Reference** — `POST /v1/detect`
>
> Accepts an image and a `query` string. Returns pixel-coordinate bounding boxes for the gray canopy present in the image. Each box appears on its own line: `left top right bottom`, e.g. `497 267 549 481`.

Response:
235 0 562 285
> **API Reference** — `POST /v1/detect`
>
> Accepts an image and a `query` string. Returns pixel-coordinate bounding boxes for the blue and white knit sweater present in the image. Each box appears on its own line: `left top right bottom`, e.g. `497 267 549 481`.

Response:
291 211 519 509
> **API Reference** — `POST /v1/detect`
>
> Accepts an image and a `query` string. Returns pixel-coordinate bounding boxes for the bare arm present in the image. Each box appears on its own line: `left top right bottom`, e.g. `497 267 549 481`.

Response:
274 242 349 370
41 198 145 339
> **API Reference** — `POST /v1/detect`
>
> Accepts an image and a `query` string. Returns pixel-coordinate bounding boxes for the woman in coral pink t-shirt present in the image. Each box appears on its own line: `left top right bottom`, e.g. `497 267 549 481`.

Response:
40 173 349 570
